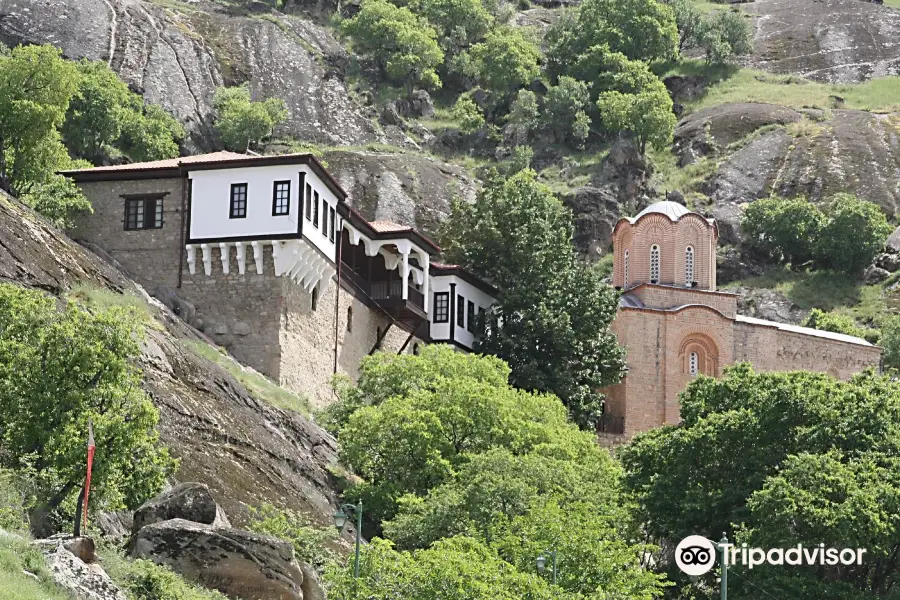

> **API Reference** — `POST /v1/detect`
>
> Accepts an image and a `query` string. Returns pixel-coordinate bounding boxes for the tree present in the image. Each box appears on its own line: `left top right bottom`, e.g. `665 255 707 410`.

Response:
505 89 540 146
569 44 660 99
341 0 444 89
672 0 703 51
451 94 485 134
699 9 753 64
212 85 287 152
62 60 134 163
18 174 93 229
0 45 79 193
545 0 678 77
740 196 824 265
441 170 626 427
802 309 870 340
0 285 176 535
619 363 900 597
881 316 900 373
334 346 579 523
118 104 184 163
543 76 591 146
817 193 892 274
465 26 541 97
596 81 675 153
410 0 493 55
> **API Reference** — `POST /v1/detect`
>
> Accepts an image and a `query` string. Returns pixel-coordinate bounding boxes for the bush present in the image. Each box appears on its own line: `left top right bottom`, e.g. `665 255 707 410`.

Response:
817 193 893 274
504 89 539 146
341 0 443 90
802 309 870 341
741 196 824 265
213 85 287 152
450 95 485 134
543 76 590 146
19 174 93 229
247 504 339 572
699 9 753 64
881 316 900 372
596 81 675 152
102 552 227 600
464 26 540 97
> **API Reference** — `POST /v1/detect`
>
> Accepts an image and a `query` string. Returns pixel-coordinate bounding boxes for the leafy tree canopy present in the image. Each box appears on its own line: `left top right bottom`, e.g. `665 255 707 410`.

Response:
699 8 753 65
465 26 541 97
545 0 678 77
441 169 625 427
409 0 493 54
620 364 900 598
0 45 79 193
342 0 444 89
596 78 675 153
543 76 591 146
0 284 176 535
818 193 892 274
213 85 287 152
18 174 93 229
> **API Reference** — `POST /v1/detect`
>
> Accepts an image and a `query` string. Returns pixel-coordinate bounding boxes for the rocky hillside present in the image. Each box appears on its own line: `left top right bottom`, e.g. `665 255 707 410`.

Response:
0 190 342 527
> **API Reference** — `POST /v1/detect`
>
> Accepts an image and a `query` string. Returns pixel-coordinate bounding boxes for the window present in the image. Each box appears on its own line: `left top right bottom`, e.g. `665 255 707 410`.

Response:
313 191 319 228
230 183 248 218
322 197 328 234
305 184 312 220
457 294 465 329
311 287 318 311
623 249 629 286
685 246 694 286
125 197 164 230
272 181 291 216
347 306 353 332
433 292 449 323
329 207 336 242
689 351 699 376
650 245 660 284
467 301 476 333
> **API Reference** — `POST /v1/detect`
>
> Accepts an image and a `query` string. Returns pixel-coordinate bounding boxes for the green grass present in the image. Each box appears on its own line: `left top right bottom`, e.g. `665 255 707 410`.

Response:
646 146 719 206
99 546 227 600
666 63 900 114
723 267 863 312
67 284 162 330
0 535 71 600
183 339 310 415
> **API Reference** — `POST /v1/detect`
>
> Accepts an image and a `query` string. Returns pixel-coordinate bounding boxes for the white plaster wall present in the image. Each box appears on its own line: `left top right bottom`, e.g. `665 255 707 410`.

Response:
430 275 495 349
188 165 341 261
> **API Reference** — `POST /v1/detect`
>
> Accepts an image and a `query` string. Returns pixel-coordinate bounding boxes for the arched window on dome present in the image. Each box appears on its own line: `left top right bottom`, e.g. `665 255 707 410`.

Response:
650 245 660 284
689 351 699 376
623 250 629 287
685 246 694 287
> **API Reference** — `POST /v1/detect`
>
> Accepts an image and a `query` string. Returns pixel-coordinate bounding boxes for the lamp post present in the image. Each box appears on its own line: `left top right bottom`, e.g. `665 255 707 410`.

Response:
333 501 363 579
536 549 558 585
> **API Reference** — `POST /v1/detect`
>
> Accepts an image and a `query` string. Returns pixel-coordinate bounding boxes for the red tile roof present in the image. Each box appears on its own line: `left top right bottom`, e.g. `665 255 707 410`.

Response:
63 151 248 172
369 220 415 234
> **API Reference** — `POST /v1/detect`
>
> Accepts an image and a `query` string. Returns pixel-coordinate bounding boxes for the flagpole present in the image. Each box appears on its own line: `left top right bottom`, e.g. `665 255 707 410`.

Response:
83 419 96 535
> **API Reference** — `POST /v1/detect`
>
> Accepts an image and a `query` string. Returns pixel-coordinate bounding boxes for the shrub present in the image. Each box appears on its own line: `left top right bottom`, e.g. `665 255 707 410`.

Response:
596 81 676 152
504 89 539 146
450 95 485 134
881 316 900 372
18 174 93 229
464 27 540 97
802 309 869 341
213 85 287 152
543 76 590 145
248 504 339 572
817 193 893 274
741 196 824 265
699 9 753 64
103 554 227 600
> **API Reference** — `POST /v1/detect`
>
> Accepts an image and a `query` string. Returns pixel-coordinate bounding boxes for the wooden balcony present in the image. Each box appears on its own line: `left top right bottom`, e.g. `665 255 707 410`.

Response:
342 268 427 322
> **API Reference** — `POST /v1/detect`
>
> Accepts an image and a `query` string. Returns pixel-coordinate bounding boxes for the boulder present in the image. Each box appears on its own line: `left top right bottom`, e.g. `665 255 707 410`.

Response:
864 265 891 284
129 519 304 600
408 90 435 118
39 540 127 600
299 562 327 600
734 287 807 324
561 186 622 259
150 286 198 328
876 252 900 272
132 482 231 535
886 226 900 252
96 512 133 540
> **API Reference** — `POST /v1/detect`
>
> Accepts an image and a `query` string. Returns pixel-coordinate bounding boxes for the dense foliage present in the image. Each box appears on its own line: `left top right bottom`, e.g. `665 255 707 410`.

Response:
620 364 900 598
247 504 338 572
741 194 891 274
324 346 666 599
441 169 625 427
802 308 875 343
212 85 287 152
0 284 176 534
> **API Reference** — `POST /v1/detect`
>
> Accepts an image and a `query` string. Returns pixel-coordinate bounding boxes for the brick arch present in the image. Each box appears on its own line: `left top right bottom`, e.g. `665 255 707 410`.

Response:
678 332 720 377
613 224 634 288
675 219 714 289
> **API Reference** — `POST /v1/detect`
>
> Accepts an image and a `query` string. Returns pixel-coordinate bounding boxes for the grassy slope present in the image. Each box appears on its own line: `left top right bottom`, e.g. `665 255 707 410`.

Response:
0 536 70 600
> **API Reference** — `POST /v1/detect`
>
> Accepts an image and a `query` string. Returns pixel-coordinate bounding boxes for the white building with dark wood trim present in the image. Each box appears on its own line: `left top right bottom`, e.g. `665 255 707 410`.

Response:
64 152 496 407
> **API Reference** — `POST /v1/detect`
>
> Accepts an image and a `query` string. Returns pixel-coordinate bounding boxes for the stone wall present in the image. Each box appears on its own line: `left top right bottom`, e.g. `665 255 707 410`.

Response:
631 285 738 317
71 178 185 289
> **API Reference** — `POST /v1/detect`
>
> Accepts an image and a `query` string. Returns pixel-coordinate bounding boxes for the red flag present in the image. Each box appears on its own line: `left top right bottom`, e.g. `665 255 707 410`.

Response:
83 420 96 533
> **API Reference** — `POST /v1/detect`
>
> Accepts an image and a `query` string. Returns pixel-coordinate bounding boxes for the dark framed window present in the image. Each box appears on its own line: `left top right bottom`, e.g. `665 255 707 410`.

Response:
124 197 164 230
322 197 328 234
329 207 336 242
433 292 449 323
467 300 476 333
313 191 319 228
272 181 291 216
457 294 465 329
230 183 248 218
305 184 312 220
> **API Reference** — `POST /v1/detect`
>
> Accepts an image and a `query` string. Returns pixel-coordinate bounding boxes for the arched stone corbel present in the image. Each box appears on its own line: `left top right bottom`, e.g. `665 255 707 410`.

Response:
219 243 230 275
235 242 246 275
394 240 413 300
186 245 197 275
200 244 212 276
251 241 264 275
364 238 382 257
346 224 363 246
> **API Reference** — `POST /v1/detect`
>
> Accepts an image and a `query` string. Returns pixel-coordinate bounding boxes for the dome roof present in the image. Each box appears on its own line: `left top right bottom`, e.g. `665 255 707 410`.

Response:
630 201 692 222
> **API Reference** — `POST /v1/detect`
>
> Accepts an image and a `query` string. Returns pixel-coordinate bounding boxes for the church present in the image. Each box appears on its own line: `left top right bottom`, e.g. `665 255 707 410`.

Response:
599 201 882 442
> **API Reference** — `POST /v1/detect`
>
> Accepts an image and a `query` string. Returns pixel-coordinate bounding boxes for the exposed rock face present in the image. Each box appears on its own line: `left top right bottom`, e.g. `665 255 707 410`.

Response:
129 519 304 600
887 225 900 252
132 482 231 535
745 0 900 83
562 186 622 259
0 192 342 528
40 540 127 600
733 286 807 324
0 0 378 150
326 150 479 236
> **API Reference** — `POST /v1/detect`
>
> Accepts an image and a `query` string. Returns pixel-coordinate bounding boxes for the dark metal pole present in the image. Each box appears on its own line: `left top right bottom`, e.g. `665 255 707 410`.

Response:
354 501 363 579
551 549 557 585
720 533 729 600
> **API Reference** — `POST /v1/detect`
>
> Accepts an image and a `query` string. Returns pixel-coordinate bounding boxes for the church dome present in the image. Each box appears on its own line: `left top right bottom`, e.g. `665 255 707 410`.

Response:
630 201 692 222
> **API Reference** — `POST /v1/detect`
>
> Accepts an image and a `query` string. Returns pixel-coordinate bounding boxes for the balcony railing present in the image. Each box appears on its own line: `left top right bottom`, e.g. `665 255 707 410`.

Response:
343 268 425 312
598 414 625 435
